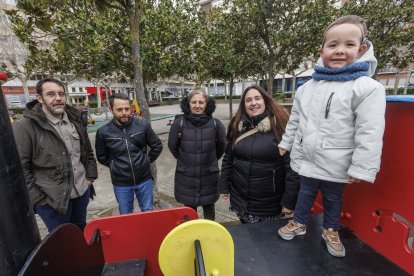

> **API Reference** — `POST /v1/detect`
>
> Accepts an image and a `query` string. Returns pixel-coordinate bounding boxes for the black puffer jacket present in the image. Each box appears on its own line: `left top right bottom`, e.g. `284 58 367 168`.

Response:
219 116 299 217
168 97 226 206
95 117 162 186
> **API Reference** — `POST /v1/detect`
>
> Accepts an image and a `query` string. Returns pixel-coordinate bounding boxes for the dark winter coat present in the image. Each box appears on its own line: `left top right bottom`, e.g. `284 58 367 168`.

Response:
95 116 163 186
168 97 226 206
12 100 98 214
219 116 299 217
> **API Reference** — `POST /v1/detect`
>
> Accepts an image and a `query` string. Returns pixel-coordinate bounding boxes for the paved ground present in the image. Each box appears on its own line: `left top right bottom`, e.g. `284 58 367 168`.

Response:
36 101 241 238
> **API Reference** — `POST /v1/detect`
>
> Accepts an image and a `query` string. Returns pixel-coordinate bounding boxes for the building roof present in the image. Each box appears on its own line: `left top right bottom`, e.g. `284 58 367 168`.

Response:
1 78 37 87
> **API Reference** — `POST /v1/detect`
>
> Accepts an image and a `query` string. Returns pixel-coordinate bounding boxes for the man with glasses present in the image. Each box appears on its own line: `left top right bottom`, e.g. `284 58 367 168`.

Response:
13 78 98 232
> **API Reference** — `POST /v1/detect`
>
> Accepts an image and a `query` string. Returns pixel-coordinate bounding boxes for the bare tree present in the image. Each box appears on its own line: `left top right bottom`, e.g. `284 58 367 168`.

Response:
0 0 31 103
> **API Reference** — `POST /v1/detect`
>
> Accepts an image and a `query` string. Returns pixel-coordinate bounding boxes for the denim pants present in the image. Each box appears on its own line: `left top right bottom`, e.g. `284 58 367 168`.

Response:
113 178 153 214
35 187 90 233
294 176 346 230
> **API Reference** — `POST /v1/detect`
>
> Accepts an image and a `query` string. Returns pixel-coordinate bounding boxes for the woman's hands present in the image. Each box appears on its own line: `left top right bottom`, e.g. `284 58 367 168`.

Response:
279 147 287 156
280 207 294 219
348 177 361 184
221 193 229 200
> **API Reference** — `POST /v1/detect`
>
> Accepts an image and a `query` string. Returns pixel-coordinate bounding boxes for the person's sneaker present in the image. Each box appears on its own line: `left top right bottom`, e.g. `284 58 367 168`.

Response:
278 220 306 240
322 228 346 257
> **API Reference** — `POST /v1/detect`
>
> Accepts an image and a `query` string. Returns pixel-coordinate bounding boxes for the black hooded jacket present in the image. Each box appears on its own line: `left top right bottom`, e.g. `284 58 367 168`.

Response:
168 97 227 206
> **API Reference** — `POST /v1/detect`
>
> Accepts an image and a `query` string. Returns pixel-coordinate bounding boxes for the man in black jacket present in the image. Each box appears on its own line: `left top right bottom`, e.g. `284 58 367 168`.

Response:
13 78 98 232
95 93 163 214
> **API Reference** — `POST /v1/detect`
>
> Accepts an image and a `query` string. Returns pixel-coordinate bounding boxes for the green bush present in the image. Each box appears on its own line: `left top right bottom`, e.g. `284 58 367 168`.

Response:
9 107 25 114
274 93 285 100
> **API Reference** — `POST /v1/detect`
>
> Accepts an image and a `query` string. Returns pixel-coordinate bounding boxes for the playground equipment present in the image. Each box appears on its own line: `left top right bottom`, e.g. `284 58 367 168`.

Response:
1 70 413 275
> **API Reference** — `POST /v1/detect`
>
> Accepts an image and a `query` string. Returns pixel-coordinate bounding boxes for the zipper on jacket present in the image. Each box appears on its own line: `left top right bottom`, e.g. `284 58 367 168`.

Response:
272 169 276 192
124 129 137 184
325 92 335 119
131 131 144 138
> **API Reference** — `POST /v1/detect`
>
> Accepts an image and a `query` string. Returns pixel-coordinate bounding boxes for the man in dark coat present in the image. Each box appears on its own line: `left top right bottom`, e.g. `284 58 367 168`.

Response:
95 93 163 214
13 78 98 232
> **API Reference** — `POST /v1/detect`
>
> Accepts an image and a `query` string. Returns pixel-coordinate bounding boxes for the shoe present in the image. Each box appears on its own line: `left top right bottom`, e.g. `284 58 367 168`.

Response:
322 228 346 257
278 220 306 240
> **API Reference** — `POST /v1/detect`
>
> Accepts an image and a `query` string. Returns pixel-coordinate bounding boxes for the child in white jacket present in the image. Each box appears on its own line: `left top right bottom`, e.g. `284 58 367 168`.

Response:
277 15 386 257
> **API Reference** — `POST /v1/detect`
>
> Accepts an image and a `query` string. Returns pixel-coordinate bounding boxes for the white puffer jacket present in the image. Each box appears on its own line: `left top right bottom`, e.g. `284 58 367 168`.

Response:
279 44 386 183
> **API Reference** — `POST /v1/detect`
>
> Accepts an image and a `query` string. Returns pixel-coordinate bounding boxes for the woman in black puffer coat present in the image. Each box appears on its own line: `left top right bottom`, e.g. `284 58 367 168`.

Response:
168 91 226 220
219 85 300 224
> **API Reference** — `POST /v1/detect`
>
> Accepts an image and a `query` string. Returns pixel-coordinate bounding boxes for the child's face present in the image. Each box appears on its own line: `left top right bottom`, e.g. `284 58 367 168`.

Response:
319 23 367 68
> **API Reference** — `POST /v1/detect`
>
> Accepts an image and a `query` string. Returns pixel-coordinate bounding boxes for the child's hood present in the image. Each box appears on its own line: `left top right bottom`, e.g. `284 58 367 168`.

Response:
316 40 378 77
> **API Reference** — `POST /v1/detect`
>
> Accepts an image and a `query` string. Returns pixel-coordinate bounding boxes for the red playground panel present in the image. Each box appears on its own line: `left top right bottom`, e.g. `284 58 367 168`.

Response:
314 96 414 274
84 207 198 276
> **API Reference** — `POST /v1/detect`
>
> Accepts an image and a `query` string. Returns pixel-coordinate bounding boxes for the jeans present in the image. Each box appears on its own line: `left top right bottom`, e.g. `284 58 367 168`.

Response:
294 176 346 230
185 204 215 220
113 178 153 214
35 187 90 233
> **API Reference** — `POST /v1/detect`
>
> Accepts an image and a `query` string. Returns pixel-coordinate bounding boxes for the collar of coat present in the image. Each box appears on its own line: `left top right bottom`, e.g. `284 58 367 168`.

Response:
238 116 271 133
24 100 82 126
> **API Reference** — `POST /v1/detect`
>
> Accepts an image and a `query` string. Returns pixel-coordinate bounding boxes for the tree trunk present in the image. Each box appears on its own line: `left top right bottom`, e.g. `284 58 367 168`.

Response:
96 83 102 108
127 3 150 122
266 70 273 95
292 73 297 99
20 75 30 104
403 63 413 95
281 73 286 93
393 71 400 95
229 78 234 119
224 81 228 100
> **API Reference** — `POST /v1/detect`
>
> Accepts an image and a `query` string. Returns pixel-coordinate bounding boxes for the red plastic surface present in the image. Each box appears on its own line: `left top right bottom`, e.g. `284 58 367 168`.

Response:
84 207 198 276
0 72 8 81
314 102 414 273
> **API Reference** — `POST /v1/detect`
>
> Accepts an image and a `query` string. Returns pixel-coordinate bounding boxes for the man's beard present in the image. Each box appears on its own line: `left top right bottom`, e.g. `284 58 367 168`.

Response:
47 104 65 115
116 116 129 124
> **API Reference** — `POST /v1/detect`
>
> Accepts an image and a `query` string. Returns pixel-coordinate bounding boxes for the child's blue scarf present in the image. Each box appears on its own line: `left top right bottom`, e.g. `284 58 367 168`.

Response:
312 62 370 81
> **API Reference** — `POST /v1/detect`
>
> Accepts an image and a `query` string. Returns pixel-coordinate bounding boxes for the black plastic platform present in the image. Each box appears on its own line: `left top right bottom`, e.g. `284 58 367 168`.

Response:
102 259 146 276
227 214 408 276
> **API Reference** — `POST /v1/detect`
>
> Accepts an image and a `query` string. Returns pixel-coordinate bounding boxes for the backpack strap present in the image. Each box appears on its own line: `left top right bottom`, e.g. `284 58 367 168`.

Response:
177 116 184 140
234 128 259 145
213 118 217 142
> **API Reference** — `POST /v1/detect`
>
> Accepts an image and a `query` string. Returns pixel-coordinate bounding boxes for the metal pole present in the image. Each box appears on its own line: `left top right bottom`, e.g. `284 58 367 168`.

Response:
0 73 40 275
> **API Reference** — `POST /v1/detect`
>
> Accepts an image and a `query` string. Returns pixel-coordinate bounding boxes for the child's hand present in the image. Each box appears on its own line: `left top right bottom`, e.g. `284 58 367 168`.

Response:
348 177 361 184
279 147 287 156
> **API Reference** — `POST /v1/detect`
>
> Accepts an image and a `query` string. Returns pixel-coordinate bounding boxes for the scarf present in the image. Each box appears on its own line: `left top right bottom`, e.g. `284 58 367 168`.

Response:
184 113 212 127
312 61 370 81
241 112 268 132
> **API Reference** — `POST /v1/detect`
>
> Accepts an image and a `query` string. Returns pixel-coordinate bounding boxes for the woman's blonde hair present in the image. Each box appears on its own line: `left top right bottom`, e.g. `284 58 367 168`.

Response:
187 90 209 102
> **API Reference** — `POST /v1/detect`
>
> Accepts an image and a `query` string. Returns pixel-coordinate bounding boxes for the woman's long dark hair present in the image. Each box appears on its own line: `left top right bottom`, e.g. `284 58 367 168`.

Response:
227 85 290 145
